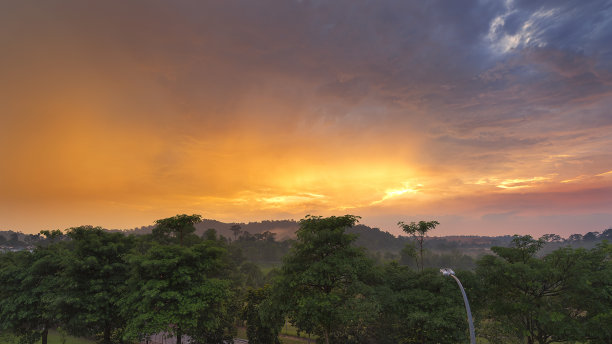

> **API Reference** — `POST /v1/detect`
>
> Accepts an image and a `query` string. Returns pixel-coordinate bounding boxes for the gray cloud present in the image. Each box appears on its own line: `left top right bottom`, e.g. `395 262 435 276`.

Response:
5 2 609 149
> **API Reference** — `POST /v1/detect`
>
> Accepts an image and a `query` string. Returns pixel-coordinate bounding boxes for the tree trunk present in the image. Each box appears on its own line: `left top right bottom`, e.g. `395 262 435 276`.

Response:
419 237 424 272
103 325 111 344
419 245 423 272
41 326 48 344
324 330 329 344
176 327 182 344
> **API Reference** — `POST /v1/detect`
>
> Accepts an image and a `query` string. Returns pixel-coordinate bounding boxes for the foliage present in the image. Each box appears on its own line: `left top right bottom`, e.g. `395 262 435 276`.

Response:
228 224 242 242
563 242 612 343
62 226 134 344
0 242 65 344
3 214 612 344
271 215 378 344
240 262 265 288
476 235 597 344
399 248 476 271
153 214 203 246
232 233 292 264
242 286 283 344
366 263 471 344
122 240 234 344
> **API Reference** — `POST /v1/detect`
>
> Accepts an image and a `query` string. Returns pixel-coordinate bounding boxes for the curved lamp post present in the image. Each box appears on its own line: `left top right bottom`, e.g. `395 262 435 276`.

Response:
440 268 476 344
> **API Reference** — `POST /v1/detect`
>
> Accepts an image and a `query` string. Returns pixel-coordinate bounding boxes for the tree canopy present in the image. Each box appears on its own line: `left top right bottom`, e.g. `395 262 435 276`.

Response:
152 214 203 246
1 215 612 344
476 235 612 344
271 215 378 344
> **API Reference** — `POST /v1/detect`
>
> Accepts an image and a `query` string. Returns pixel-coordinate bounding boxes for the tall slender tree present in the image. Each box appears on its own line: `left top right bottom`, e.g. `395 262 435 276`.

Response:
397 220 439 272
229 224 242 242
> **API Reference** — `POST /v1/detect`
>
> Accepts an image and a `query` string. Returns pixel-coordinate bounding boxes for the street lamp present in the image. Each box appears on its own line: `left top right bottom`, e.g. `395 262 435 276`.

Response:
440 268 476 344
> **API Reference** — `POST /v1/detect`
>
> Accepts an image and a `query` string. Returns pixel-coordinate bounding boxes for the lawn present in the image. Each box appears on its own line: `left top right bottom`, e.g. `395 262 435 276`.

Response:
236 321 316 344
0 330 95 344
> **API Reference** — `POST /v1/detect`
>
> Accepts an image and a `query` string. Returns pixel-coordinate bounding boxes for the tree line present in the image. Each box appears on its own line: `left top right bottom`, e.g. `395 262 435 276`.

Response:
1 214 611 344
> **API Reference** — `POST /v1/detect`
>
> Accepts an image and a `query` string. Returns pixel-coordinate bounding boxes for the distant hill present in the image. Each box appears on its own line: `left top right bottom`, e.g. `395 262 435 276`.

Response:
3 220 610 255
119 219 300 240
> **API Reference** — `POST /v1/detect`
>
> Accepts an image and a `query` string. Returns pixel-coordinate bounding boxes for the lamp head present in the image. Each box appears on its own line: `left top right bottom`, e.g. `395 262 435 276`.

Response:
440 268 455 276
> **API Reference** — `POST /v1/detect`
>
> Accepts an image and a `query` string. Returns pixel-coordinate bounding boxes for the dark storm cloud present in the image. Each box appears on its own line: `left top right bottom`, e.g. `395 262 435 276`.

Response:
8 0 607 125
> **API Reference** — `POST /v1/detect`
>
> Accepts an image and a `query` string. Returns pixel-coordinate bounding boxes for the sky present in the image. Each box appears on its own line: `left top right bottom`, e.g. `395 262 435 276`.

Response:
1 0 612 237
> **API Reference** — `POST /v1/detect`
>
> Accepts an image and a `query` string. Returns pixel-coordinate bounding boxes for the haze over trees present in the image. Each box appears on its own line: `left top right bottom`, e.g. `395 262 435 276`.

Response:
0 215 611 343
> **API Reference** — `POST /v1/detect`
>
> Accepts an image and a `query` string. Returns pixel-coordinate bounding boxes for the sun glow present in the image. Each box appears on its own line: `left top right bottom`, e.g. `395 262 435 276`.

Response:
371 182 423 205
496 176 551 189
472 176 553 190
258 193 326 206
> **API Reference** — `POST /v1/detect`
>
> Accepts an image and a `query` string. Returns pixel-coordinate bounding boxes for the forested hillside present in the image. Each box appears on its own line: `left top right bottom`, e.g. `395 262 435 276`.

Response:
3 221 610 269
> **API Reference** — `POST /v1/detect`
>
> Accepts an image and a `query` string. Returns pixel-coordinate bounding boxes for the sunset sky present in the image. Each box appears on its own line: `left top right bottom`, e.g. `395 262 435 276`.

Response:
1 0 611 237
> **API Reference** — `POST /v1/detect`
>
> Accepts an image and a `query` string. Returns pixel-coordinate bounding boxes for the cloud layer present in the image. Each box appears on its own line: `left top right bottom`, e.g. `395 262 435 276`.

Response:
1 0 611 235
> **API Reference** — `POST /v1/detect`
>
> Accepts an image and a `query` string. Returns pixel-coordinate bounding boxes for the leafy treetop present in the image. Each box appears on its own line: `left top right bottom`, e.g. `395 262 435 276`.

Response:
153 214 202 246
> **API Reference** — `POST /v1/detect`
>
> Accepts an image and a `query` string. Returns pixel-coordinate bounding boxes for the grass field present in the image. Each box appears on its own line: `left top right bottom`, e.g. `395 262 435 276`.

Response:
0 330 94 344
237 324 314 343
278 322 304 337
257 262 281 275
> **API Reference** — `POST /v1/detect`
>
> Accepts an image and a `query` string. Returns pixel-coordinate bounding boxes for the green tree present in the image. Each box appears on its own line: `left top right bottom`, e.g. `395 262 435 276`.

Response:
0 252 45 344
240 262 265 288
367 263 471 344
0 239 64 344
563 242 612 343
600 227 612 240
271 215 378 344
242 286 283 344
203 228 218 241
39 229 67 244
61 226 134 344
541 233 562 243
229 224 242 242
122 241 234 344
476 235 584 344
397 220 439 272
153 214 203 246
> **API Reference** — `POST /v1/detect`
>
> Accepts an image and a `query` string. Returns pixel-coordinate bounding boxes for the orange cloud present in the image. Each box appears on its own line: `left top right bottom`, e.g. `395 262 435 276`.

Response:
1 1 611 235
